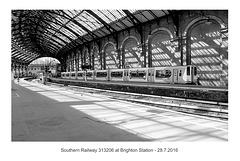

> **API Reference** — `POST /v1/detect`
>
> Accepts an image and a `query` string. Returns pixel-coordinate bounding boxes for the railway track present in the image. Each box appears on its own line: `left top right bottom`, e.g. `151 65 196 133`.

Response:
46 81 228 121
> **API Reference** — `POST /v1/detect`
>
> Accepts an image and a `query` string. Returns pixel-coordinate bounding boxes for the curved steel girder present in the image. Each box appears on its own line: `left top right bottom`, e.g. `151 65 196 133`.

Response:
43 12 83 37
11 45 39 58
48 10 99 39
14 28 66 54
12 57 33 64
41 13 83 41
16 17 72 45
12 13 83 56
12 14 81 42
148 10 158 19
13 42 42 57
12 53 38 63
36 15 86 50
85 10 117 34
12 31 42 56
12 41 39 57
122 10 141 26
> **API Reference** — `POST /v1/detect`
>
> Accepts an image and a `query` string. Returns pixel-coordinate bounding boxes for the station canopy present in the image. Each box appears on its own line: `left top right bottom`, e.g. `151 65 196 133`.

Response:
11 10 170 64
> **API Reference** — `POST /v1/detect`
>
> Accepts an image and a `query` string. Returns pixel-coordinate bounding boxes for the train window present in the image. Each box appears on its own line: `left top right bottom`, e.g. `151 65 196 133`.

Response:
86 72 93 77
130 70 146 78
66 73 69 77
111 71 123 77
71 73 75 77
194 67 197 75
179 70 182 77
97 72 107 77
187 66 190 75
138 72 146 78
77 73 83 77
155 70 172 78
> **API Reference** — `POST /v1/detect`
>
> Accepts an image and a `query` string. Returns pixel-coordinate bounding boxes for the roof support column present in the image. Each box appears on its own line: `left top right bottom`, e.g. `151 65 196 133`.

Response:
113 34 121 69
103 51 106 70
121 47 125 69
86 44 92 70
60 56 67 72
137 25 147 67
97 41 103 70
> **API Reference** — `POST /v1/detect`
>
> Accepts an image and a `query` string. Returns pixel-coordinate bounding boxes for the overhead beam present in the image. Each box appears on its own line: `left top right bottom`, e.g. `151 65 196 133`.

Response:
85 10 117 34
122 10 141 26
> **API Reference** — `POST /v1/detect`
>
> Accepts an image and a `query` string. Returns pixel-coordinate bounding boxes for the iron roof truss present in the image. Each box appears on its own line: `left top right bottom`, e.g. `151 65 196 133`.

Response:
12 10 171 64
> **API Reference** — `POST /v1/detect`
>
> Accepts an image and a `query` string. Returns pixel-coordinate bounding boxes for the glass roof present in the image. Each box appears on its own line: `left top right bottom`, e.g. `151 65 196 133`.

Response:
75 11 103 32
92 10 126 24
11 9 170 64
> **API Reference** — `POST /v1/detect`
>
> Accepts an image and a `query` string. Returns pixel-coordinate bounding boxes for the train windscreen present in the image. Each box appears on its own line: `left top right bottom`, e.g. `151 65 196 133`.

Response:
187 66 190 75
194 67 197 75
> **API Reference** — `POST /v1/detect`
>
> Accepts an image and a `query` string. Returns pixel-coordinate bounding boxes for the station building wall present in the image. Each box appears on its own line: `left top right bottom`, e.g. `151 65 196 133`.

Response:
63 10 228 86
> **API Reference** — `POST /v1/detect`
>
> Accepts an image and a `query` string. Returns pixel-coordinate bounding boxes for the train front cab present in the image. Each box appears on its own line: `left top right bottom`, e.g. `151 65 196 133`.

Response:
171 65 197 84
186 65 197 84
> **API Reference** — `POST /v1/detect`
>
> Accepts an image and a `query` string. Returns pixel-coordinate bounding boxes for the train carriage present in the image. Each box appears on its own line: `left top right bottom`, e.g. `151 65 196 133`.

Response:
152 65 197 84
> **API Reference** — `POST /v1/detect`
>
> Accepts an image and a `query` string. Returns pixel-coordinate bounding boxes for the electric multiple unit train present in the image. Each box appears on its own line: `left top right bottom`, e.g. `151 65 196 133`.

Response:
61 65 198 84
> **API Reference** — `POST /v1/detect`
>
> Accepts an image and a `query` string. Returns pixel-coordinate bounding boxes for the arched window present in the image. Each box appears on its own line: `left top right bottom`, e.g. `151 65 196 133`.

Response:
122 37 143 68
149 30 178 67
104 43 119 69
187 19 228 86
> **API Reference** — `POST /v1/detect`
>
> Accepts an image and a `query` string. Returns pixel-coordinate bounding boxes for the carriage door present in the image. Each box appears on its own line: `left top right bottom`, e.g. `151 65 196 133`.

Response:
191 66 194 83
173 69 178 83
148 69 154 82
123 69 129 81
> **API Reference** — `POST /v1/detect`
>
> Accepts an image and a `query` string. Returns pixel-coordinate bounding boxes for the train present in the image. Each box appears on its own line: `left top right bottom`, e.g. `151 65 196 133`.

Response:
60 65 198 84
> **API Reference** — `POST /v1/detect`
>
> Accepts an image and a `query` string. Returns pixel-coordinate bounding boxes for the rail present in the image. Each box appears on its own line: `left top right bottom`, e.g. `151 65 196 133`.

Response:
48 82 228 120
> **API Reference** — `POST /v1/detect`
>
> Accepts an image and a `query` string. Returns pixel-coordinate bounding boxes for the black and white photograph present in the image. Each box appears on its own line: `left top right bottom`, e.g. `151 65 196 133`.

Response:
2 0 239 161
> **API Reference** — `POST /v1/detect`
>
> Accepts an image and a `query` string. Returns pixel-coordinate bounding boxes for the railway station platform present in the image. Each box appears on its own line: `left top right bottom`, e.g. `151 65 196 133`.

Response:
49 78 228 103
12 78 228 141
